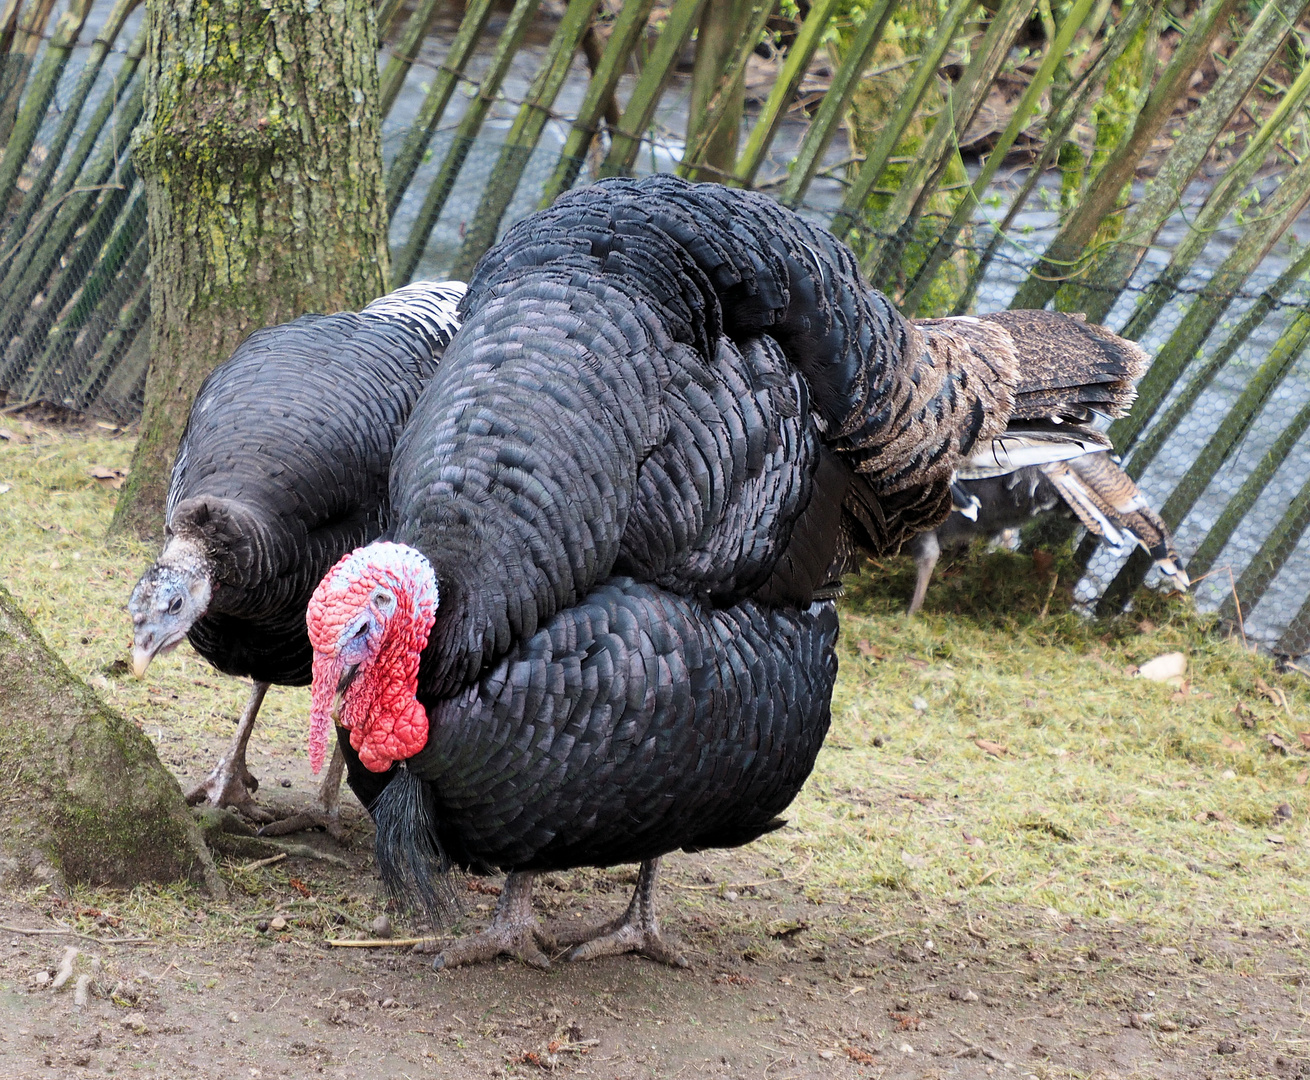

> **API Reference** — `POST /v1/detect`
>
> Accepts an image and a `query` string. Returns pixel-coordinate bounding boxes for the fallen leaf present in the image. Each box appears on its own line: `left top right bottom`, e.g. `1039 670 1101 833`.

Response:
1297 732 1310 750
897 792 932 804
0 484 9 495
1266 732 1293 755
1267 834 1286 845
903 655 929 670
1221 734 1244 751
961 830 985 847
857 640 887 661
975 738 1008 757
900 851 927 869
1107 810 1123 826
1297 769 1308 786
88 466 128 490
1235 702 1258 729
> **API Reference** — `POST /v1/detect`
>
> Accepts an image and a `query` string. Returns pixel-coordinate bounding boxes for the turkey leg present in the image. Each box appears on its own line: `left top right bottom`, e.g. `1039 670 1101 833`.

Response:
907 530 940 615
555 859 688 967
433 871 555 971
186 680 271 820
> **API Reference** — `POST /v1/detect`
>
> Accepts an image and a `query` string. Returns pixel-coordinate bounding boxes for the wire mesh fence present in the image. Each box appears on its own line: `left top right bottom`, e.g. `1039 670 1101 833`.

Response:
3 0 1310 656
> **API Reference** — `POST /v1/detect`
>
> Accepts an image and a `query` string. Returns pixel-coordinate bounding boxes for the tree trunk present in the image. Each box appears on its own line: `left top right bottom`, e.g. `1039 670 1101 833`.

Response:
112 0 390 539
0 584 221 895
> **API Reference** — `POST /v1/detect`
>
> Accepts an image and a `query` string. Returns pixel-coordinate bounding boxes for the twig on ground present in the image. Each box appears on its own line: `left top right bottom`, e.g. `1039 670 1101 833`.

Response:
0 924 150 945
52 945 78 989
236 853 287 872
326 936 437 948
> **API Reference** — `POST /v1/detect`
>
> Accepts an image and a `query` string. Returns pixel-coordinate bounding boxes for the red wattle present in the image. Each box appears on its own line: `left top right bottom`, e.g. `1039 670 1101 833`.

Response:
307 654 339 774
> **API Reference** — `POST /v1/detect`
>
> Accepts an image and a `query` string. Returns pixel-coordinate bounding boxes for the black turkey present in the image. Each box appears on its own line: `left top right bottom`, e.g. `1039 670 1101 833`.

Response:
305 177 1146 968
129 281 464 832
906 451 1188 614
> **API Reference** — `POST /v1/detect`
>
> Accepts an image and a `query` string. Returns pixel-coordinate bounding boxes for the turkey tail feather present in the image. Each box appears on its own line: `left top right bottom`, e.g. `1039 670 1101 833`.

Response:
1040 453 1189 590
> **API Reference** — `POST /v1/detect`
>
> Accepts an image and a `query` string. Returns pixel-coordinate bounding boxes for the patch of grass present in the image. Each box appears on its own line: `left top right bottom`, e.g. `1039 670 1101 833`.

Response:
3 425 1308 938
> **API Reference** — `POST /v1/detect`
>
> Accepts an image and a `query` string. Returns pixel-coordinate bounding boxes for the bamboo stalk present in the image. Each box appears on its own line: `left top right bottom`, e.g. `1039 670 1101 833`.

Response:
390 0 540 283
952 0 1156 314
859 0 1036 287
0 0 57 145
1276 577 1310 658
450 0 601 279
538 0 658 207
73 271 149 411
1116 154 1310 470
19 199 148 405
6 174 143 397
378 0 446 119
0 20 145 280
676 0 775 180
0 0 23 59
902 0 1096 316
0 114 140 388
1118 58 1310 341
732 0 841 188
1099 306 1310 610
0 0 97 215
598 0 707 178
1009 0 1239 311
777 0 896 207
827 0 974 242
1187 399 1310 583
1066 0 1310 323
1215 458 1310 624
384 0 498 219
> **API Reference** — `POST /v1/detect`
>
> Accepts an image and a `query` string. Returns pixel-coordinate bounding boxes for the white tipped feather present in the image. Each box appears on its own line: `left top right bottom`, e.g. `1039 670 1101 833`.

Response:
362 280 466 353
957 429 1112 479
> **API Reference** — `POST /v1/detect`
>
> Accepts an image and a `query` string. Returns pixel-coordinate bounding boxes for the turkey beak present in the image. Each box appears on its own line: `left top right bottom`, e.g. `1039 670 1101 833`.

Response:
332 664 360 725
132 643 154 680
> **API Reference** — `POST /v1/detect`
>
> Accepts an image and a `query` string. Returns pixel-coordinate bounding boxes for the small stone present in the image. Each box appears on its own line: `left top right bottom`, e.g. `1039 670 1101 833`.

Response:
724 891 738 902
912 696 928 712
280 777 292 789
1129 1012 1145 1029
898 1042 914 1054
371 915 394 939
817 1050 835 1060
32 971 49 986
1217 1038 1238 1054
227 1012 240 1024
949 988 979 1002
1221 769 1236 779
381 998 398 1009
256 919 270 933
269 916 288 932
1158 1019 1178 1032
872 734 887 748
1275 802 1293 822
120 1015 147 1034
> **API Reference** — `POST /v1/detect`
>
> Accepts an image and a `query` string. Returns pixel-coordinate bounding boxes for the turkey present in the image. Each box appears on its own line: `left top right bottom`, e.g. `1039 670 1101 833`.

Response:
304 176 1146 969
905 452 1189 615
129 281 465 833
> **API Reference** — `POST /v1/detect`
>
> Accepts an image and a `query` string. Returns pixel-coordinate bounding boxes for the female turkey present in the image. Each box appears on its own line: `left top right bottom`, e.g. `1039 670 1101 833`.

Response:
129 281 464 832
906 452 1188 615
306 177 1145 966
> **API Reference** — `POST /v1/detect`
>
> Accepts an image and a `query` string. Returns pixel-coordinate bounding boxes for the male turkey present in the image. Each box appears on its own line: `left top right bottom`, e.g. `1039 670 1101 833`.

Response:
305 177 1145 968
905 452 1189 614
129 281 464 833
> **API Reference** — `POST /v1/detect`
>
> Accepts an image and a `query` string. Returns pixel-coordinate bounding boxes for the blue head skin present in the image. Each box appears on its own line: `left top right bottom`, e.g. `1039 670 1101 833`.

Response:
128 537 212 678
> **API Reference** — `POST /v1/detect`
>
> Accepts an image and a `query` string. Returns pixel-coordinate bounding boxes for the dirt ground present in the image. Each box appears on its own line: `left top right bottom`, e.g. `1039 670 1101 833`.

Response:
0 772 1306 1080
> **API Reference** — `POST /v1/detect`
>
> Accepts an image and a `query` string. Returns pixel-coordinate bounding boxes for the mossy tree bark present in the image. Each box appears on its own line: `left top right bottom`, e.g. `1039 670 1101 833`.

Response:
0 583 221 895
112 0 390 539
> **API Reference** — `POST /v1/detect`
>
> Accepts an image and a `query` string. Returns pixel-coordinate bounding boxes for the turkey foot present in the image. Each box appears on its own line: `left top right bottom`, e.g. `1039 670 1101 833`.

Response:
257 743 346 840
556 859 688 967
434 872 555 971
186 681 271 821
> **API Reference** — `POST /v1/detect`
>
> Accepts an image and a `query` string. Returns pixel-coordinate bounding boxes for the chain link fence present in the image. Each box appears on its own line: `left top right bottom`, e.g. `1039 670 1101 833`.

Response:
3 0 1310 656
